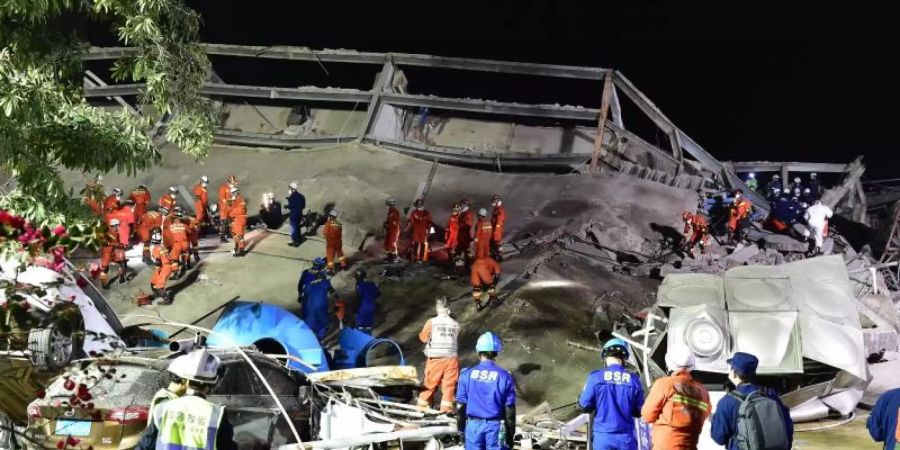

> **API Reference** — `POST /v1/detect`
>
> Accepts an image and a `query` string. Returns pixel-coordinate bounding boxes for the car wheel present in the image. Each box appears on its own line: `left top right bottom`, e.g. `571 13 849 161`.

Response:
27 318 84 372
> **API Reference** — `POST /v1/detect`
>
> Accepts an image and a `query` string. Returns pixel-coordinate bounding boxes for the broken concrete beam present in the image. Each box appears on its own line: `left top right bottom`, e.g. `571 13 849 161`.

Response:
721 244 760 268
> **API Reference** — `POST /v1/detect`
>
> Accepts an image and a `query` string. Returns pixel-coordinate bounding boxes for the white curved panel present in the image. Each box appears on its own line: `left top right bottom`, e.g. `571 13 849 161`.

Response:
668 305 729 373
729 311 802 374
657 274 724 308
799 315 867 379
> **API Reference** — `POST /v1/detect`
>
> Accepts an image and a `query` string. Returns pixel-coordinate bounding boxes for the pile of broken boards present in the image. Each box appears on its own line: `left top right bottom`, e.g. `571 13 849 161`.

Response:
626 255 900 433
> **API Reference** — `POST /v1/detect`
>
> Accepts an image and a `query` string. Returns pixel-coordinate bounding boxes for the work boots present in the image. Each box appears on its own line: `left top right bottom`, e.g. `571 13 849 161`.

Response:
117 263 128 283
153 287 173 305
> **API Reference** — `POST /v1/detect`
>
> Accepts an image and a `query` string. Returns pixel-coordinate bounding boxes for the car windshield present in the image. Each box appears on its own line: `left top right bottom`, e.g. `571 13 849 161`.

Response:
46 362 168 406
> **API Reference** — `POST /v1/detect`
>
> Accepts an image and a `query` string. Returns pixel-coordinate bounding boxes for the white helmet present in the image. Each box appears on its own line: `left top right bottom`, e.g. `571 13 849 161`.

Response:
289 182 299 190
794 177 801 183
167 348 220 384
200 175 209 184
385 197 396 206
168 186 178 193
266 192 275 200
329 209 338 218
477 208 488 217
665 347 696 371
109 219 120 227
230 186 239 194
748 173 755 179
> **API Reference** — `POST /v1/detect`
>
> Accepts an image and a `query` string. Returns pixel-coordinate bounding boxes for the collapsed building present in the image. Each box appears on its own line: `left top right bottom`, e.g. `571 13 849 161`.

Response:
4 43 893 448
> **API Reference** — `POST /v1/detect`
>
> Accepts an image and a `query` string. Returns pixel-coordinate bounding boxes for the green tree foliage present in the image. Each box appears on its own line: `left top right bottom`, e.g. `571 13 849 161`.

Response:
0 0 215 230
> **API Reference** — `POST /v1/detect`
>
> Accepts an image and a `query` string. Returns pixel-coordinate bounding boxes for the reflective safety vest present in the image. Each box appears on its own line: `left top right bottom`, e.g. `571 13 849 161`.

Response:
154 395 225 450
146 388 179 430
424 314 459 358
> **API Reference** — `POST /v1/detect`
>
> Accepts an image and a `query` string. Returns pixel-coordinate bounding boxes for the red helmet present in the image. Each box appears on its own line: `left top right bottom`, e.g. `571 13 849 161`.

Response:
682 211 693 222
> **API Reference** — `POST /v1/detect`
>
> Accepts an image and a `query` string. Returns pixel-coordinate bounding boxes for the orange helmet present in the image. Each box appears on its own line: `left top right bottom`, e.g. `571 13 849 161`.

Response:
682 211 694 222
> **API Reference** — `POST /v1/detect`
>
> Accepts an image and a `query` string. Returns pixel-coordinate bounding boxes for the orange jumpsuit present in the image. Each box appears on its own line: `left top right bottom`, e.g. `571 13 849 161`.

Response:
727 198 752 233
445 210 460 257
129 187 151 223
168 220 189 268
323 217 346 271
105 206 135 246
192 183 209 224
150 244 175 290
470 257 500 301
138 211 163 259
472 217 493 260
217 183 232 220
491 204 506 249
103 195 121 214
417 316 460 413
159 194 177 211
384 207 401 257
683 215 710 253
641 369 711 450
408 209 433 262
457 209 475 259
99 229 126 285
82 182 104 215
185 217 200 260
161 215 175 249
228 195 248 252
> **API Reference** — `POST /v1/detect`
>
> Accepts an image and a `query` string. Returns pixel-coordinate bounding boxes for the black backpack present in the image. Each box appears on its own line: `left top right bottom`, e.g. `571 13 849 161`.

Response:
728 389 791 450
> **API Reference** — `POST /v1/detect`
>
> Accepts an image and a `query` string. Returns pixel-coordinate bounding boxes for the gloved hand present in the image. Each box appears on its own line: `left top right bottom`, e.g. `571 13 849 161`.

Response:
456 403 467 434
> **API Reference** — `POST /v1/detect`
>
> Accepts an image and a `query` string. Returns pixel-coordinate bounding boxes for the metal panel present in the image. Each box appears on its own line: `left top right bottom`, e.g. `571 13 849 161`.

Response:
782 255 860 326
657 274 725 308
724 266 794 312
380 93 599 121
729 311 803 374
799 314 867 380
668 305 730 373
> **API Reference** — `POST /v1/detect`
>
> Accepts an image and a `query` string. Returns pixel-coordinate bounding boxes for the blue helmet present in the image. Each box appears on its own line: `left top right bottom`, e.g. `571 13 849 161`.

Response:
475 332 503 353
312 258 326 269
601 338 629 359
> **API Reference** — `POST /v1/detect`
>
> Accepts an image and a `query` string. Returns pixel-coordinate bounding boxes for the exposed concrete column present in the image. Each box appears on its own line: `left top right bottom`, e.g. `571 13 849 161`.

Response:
589 72 615 174
360 58 396 139
668 130 684 178
609 84 624 129
781 164 790 189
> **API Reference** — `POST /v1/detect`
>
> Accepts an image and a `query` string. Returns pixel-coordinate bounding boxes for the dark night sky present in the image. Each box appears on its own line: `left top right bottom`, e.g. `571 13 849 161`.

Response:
115 2 900 177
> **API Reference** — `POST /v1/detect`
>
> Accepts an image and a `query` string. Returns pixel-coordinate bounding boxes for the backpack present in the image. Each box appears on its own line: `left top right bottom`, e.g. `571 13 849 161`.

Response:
728 389 790 450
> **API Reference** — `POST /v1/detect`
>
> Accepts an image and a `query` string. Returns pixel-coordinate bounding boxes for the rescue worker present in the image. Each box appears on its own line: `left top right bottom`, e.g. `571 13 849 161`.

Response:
681 211 710 256
323 209 346 273
710 352 793 450
169 209 190 276
417 297 460 413
103 187 123 213
867 386 900 450
148 368 187 414
227 187 248 257
384 197 401 262
193 176 210 226
579 339 644 450
185 213 201 264
766 174 783 196
457 199 475 262
298 258 326 305
801 187 813 205
138 349 236 450
490 195 505 261
407 199 433 262
354 268 380 332
804 198 833 255
790 176 804 192
727 189 752 244
218 175 237 242
808 172 821 199
81 174 104 215
641 347 711 450
744 173 758 192
149 228 176 305
106 201 135 247
259 192 283 229
456 331 516 450
286 182 306 246
99 219 127 287
472 208 493 260
301 270 338 340
130 184 152 223
139 207 165 263
471 256 501 310
159 186 178 211
445 202 461 261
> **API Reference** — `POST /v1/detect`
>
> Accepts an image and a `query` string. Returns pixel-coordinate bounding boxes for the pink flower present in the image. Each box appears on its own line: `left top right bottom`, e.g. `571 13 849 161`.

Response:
52 225 67 237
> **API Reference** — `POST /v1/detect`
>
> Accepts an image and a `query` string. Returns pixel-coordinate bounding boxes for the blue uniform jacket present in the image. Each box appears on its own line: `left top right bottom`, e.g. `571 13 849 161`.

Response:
286 191 306 219
868 387 900 450
710 383 793 450
298 268 319 301
355 279 381 328
302 278 332 338
457 360 516 419
578 364 644 434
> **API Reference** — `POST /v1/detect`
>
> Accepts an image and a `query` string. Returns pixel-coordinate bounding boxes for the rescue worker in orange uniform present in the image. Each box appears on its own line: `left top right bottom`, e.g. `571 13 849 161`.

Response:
490 194 506 260
228 187 248 257
323 209 346 273
129 184 152 223
192 175 210 226
161 207 176 250
383 197 401 262
185 215 201 264
407 199 433 262
218 175 237 243
168 209 190 277
103 188 123 213
106 201 135 247
457 199 475 262
149 228 176 305
417 297 460 413
159 186 178 211
444 202 460 260
727 189 753 244
472 208 493 260
641 347 711 450
99 219 127 288
470 256 501 309
81 175 104 215
681 211 710 256
139 207 165 263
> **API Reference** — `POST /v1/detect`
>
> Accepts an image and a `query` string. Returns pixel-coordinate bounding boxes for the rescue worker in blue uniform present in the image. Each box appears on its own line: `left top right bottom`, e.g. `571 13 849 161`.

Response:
286 182 306 246
867 386 900 450
456 332 516 450
298 258 326 305
353 268 381 333
301 269 336 339
578 339 644 450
